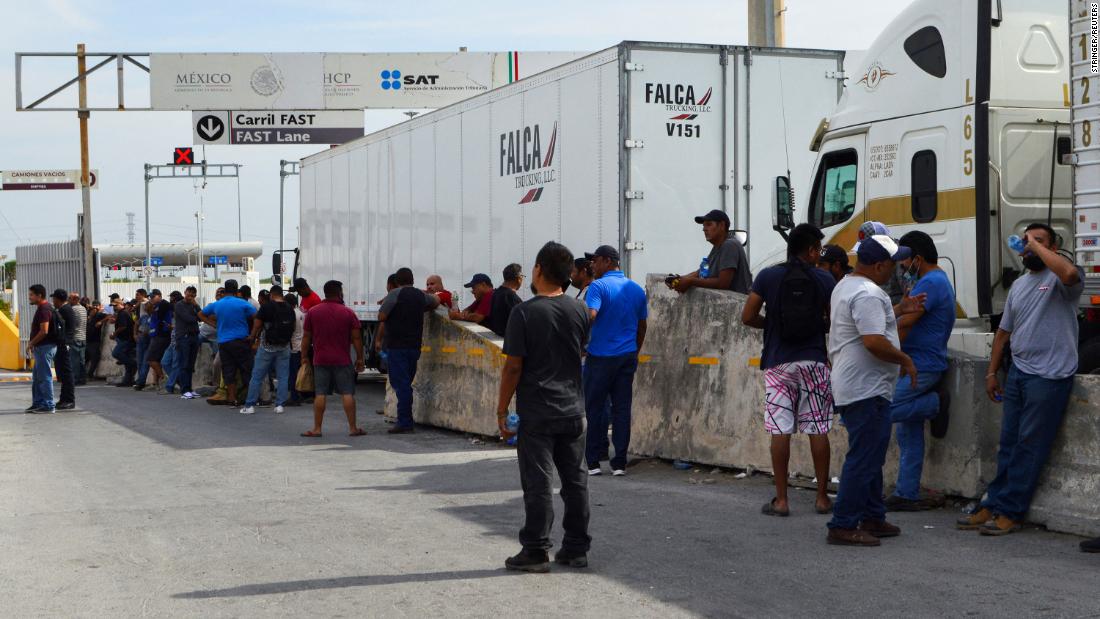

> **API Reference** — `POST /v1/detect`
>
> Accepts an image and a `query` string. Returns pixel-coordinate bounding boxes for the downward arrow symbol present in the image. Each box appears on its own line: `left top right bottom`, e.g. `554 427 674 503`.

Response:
197 115 225 141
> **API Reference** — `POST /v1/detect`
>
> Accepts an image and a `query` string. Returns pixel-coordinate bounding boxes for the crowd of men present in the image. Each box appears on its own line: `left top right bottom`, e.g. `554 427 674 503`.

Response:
25 206 1100 569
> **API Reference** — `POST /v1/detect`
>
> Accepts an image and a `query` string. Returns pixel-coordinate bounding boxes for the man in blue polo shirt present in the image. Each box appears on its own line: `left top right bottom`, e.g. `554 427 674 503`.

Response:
583 245 648 477
198 279 257 406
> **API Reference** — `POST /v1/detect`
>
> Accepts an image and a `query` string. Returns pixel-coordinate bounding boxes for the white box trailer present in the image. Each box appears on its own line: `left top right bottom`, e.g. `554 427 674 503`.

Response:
298 41 845 320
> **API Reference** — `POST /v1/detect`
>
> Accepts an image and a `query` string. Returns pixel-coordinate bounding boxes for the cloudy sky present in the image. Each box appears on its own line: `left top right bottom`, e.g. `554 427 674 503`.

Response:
0 0 913 273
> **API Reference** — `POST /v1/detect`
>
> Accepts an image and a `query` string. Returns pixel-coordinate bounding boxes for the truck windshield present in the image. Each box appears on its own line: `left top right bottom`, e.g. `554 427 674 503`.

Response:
809 149 858 229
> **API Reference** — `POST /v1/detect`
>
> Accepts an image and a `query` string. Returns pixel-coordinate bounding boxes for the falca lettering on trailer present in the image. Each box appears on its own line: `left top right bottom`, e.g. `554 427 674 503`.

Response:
646 82 713 139
499 123 559 204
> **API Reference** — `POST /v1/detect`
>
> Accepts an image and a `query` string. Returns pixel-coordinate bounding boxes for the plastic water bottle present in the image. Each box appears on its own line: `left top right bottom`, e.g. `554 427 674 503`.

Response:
698 257 710 278
1007 234 1026 254
505 411 519 446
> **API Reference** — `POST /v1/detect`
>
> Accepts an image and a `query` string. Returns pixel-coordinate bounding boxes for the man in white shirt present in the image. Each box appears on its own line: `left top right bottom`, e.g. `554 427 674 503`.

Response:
286 292 306 407
826 235 924 547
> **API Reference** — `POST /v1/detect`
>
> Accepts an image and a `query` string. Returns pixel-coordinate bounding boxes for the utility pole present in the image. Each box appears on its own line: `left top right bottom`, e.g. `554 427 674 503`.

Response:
747 0 786 47
77 43 96 299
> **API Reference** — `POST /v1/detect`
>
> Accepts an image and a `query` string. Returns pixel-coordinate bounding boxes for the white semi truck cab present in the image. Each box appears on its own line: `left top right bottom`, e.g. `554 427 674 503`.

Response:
769 0 1100 369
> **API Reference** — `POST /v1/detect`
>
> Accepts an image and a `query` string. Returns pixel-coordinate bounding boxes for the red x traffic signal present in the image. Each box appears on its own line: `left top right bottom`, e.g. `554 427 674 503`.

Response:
174 147 194 165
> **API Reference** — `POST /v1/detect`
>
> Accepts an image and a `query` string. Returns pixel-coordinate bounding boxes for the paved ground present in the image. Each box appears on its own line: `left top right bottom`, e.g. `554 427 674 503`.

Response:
0 379 1096 618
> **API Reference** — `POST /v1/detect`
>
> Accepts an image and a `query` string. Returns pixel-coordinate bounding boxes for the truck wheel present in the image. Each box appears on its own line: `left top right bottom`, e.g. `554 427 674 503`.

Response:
1079 337 1100 374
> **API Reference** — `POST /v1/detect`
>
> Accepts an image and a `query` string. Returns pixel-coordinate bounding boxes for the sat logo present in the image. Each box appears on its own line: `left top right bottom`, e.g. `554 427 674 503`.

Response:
380 69 441 90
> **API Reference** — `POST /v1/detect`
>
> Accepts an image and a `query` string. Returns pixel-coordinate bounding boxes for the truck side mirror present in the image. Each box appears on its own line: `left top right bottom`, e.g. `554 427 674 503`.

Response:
732 229 749 247
271 252 282 286
773 176 795 231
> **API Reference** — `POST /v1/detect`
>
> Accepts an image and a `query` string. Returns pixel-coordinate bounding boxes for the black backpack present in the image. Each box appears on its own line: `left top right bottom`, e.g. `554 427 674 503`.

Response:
49 307 67 345
263 303 296 346
777 261 825 342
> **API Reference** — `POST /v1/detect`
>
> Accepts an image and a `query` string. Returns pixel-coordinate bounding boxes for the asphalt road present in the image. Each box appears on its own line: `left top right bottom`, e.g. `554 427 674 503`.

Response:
0 379 1096 618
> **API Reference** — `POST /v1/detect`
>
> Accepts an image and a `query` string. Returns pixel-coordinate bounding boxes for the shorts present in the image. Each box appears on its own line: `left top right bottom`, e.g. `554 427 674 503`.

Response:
219 338 253 385
764 360 833 435
146 335 171 363
314 364 357 396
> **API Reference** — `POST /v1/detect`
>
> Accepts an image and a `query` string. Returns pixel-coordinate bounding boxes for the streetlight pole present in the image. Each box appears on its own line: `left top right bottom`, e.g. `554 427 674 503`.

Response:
278 160 299 287
77 43 96 299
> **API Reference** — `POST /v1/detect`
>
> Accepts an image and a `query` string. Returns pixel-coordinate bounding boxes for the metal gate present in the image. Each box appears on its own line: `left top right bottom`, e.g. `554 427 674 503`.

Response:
15 240 86 348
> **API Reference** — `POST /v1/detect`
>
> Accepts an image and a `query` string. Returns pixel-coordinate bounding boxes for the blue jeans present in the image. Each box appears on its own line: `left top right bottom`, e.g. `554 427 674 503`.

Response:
161 343 178 391
981 365 1074 521
387 348 421 428
136 335 151 386
32 344 57 409
829 396 893 530
112 339 137 384
245 346 290 406
889 370 943 500
174 334 199 394
583 353 638 471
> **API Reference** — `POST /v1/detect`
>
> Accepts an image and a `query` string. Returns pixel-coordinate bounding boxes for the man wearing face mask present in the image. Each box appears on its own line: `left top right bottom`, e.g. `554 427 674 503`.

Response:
826 235 924 546
958 223 1083 537
885 231 955 512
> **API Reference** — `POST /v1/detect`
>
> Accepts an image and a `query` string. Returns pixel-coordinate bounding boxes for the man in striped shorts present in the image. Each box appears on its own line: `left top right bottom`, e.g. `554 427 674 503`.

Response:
742 223 836 517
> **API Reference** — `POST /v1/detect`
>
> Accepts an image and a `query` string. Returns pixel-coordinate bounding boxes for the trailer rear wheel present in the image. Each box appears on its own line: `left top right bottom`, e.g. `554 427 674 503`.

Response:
1078 336 1100 374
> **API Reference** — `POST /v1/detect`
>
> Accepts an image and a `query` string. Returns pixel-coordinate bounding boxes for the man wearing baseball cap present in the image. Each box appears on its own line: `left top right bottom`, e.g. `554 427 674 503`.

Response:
818 244 852 283
450 273 494 326
852 221 904 304
582 245 648 476
826 235 924 547
668 209 752 295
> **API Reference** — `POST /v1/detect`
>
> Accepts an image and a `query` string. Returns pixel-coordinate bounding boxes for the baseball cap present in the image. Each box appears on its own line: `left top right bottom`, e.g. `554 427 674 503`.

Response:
464 273 492 288
693 209 731 226
820 244 853 272
857 235 912 264
584 245 620 262
851 221 891 252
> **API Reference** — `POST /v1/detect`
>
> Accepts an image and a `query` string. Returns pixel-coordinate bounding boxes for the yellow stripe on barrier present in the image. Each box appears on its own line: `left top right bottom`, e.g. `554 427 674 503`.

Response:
441 346 457 354
748 357 761 367
467 348 484 356
421 346 432 353
688 356 720 366
638 354 652 363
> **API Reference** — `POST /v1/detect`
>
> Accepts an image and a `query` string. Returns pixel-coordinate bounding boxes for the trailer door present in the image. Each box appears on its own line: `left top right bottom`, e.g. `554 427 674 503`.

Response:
624 47 726 281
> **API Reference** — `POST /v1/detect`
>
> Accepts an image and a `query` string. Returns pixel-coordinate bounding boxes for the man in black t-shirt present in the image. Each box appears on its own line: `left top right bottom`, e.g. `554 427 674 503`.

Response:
377 267 440 433
241 285 297 414
487 263 524 337
50 289 77 409
110 299 138 386
498 242 592 573
86 301 108 380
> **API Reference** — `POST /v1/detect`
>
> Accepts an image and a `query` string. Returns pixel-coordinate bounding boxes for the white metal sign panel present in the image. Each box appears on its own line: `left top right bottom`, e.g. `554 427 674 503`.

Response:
153 52 586 111
1070 0 1100 270
192 110 364 145
1 169 99 190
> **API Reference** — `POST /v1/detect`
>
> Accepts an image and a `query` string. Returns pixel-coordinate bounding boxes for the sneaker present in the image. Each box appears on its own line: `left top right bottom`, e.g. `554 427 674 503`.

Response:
132 384 146 391
859 519 901 538
274 406 285 414
588 468 602 476
553 549 589 568
157 388 174 395
25 406 53 414
930 379 951 439
55 401 76 411
1080 537 1100 553
826 528 881 547
979 515 1021 536
956 507 993 530
239 406 256 415
24 405 39 413
181 392 199 400
612 469 626 477
505 550 550 573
